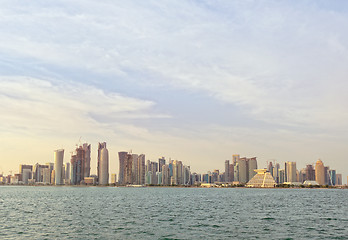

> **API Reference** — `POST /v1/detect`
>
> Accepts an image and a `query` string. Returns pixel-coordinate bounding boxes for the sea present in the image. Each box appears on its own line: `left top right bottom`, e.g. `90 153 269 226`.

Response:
0 186 347 239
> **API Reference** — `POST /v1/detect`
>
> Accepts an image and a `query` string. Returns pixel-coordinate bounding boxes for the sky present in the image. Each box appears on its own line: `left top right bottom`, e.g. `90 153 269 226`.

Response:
0 0 347 183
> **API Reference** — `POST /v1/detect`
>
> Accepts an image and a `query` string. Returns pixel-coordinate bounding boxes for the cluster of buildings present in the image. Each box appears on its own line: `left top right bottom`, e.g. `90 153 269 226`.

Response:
0 142 345 187
195 155 258 185
117 153 191 186
265 159 343 186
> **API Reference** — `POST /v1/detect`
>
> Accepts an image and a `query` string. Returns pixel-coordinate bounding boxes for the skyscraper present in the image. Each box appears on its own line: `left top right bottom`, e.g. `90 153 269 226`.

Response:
172 160 183 185
54 149 64 185
324 166 330 185
279 169 285 183
158 157 166 173
232 154 240 165
305 164 315 181
336 174 342 185
229 163 234 182
33 163 49 183
234 163 239 182
98 143 109 185
46 162 54 184
237 158 247 183
118 151 128 184
82 143 91 178
64 162 70 184
267 162 274 177
71 146 85 185
285 162 297 183
273 163 280 183
125 154 133 184
328 170 336 186
131 154 139 184
248 157 258 181
225 160 230 182
19 164 32 184
315 159 325 185
161 164 170 185
138 154 145 185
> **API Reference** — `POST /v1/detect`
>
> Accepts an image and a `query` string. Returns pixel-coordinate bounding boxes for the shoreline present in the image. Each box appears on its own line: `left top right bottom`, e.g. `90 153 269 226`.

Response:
1 184 347 189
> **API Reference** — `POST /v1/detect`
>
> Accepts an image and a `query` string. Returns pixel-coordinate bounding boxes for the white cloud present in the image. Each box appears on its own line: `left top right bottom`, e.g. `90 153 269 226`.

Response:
0 76 165 137
1 1 347 130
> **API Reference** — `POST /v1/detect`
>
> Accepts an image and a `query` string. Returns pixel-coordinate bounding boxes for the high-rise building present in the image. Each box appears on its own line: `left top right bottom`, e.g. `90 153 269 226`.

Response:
225 160 230 182
46 162 54 184
125 154 133 184
328 170 336 186
138 154 145 185
161 164 170 185
248 157 258 181
118 151 134 185
64 162 70 184
232 154 240 165
234 163 239 182
336 174 342 185
299 169 306 183
273 163 280 183
285 162 297 183
82 143 91 178
279 169 285 184
131 154 139 184
54 149 64 185
305 164 315 181
19 164 33 184
118 151 128 184
268 162 274 177
324 166 330 185
33 163 49 183
315 159 325 185
157 172 162 185
71 147 85 185
98 144 109 185
42 168 51 184
172 160 183 185
97 142 107 183
229 163 234 182
158 157 166 173
237 158 247 183
183 165 191 185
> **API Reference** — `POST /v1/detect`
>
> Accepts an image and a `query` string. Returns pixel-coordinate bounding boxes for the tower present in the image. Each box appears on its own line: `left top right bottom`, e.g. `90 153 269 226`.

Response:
82 143 91 178
315 159 325 185
97 142 106 182
99 147 109 185
225 160 230 182
54 149 64 185
285 162 297 183
118 151 128 184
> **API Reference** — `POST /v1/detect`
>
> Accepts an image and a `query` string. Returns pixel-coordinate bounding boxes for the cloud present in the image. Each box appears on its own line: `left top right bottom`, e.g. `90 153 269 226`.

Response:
0 76 167 138
1 1 348 131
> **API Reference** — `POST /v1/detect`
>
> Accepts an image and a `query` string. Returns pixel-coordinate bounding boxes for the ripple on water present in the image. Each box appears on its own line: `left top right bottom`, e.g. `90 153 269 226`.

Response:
0 187 347 239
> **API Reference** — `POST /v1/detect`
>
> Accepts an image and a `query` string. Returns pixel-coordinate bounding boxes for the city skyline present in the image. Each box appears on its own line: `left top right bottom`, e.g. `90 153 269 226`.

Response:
1 141 345 182
1 1 348 183
1 140 344 187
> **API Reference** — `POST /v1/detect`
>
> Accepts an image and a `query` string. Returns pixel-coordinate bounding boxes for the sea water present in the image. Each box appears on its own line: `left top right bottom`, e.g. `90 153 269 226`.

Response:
0 186 347 239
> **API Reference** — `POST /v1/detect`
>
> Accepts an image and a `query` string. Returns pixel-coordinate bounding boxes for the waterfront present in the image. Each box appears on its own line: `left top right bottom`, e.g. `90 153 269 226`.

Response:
0 186 347 239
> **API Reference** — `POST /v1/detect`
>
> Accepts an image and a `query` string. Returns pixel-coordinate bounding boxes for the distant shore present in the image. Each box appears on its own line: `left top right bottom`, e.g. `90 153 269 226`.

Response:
1 183 347 189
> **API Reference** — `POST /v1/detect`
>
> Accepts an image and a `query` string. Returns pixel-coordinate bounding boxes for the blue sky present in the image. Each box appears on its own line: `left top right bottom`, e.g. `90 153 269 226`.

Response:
0 1 347 182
